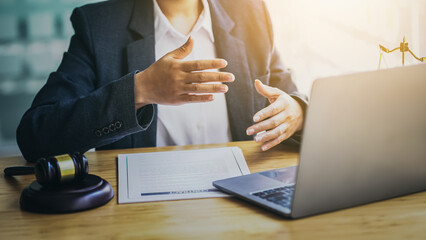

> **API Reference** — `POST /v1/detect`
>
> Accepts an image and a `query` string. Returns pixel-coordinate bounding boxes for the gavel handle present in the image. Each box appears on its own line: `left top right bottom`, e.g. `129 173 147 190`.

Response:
4 166 35 176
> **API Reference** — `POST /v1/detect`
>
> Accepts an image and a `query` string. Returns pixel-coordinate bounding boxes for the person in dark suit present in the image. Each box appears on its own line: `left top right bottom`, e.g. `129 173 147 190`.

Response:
17 0 307 162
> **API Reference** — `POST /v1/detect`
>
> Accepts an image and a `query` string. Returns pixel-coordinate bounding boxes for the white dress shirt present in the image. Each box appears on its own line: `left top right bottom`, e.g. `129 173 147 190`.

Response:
153 0 232 147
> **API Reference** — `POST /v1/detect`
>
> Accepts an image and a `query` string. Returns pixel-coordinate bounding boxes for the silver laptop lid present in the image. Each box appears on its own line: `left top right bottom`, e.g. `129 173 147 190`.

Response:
291 64 426 218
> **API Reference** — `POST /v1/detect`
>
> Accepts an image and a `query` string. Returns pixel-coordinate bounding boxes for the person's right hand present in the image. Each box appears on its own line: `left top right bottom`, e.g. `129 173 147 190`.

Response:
134 37 234 109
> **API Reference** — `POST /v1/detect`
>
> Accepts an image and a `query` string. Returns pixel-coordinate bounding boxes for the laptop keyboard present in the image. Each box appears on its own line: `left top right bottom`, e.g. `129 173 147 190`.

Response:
251 185 295 208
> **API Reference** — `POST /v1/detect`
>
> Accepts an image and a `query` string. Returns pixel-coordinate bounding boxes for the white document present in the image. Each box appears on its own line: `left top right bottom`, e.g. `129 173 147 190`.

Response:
117 147 250 203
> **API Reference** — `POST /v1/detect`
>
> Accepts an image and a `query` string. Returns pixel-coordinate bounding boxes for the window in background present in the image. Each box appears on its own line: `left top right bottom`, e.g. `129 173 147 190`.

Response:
266 0 426 95
0 0 100 156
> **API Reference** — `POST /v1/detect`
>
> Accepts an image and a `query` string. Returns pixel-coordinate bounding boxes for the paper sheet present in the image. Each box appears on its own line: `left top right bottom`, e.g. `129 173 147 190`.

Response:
118 147 250 203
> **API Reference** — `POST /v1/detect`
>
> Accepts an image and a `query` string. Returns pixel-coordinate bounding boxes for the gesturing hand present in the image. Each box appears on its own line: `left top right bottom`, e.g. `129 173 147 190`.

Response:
134 37 235 109
246 80 304 151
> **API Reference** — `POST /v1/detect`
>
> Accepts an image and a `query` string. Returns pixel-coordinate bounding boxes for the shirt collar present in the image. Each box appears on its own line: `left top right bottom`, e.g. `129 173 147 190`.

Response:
153 0 215 43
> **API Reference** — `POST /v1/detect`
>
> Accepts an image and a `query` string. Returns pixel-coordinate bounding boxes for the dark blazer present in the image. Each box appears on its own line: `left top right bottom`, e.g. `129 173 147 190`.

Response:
17 0 306 162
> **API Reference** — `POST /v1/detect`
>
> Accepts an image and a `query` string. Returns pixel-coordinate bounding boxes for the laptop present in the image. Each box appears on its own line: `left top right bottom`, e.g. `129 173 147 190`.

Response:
213 64 426 219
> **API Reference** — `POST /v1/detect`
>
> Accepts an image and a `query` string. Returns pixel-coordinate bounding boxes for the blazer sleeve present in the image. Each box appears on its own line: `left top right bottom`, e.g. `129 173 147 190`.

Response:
16 7 154 162
262 1 309 147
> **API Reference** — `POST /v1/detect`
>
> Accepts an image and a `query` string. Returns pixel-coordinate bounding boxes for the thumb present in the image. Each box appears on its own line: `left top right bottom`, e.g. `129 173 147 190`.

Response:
168 36 194 59
254 79 282 98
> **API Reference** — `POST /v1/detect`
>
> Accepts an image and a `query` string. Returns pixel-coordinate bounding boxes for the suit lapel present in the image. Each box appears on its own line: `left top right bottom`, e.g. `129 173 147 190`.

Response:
127 0 156 73
209 0 254 141
126 0 157 147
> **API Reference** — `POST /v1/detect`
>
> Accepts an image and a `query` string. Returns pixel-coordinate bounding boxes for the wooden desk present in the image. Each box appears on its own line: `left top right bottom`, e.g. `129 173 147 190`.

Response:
1 141 425 239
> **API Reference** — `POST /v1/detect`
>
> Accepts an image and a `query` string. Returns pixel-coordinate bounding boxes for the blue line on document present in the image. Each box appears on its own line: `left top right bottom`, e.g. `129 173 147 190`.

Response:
141 189 220 196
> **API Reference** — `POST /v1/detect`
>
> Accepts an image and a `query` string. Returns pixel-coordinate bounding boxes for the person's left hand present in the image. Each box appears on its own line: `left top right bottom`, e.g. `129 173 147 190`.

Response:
246 80 304 151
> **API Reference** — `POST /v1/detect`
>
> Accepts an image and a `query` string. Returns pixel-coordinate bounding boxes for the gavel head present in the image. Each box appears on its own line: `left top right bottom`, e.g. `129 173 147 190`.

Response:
34 153 89 187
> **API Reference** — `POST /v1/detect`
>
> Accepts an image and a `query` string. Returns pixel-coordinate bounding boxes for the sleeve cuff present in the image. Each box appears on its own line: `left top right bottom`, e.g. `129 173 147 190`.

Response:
130 70 155 131
136 104 155 130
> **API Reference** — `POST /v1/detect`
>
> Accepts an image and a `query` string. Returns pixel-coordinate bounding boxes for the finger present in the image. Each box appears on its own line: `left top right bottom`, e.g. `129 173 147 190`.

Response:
246 111 289 135
254 123 289 144
183 83 228 94
181 59 228 72
260 133 289 151
179 94 214 103
254 79 283 98
185 72 234 83
168 36 194 59
253 96 288 122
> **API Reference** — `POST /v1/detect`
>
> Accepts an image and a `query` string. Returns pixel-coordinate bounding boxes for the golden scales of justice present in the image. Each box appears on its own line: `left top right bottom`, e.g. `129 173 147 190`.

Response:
378 36 426 69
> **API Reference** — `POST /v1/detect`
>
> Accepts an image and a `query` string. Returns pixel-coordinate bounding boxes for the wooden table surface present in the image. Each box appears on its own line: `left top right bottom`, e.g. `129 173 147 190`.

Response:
1 141 425 240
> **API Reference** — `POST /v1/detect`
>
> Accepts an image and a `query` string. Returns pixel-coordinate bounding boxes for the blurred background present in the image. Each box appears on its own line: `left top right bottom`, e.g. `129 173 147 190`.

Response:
266 0 426 94
0 0 99 156
0 0 425 156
